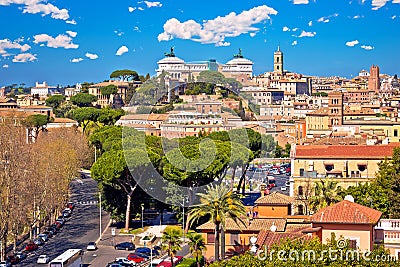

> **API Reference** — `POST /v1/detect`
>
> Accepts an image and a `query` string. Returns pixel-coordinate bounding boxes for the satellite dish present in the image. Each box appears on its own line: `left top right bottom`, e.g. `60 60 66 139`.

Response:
344 195 354 202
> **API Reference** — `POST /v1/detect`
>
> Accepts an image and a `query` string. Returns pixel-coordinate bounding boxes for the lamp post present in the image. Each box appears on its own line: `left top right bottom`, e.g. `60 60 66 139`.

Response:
141 204 144 230
99 192 102 240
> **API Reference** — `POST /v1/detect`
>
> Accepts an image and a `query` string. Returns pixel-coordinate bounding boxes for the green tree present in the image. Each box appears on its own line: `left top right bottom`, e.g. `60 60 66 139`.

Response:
189 184 246 261
187 231 206 267
23 114 49 142
162 228 183 267
375 147 400 218
309 179 342 212
97 108 125 126
100 85 118 98
274 144 283 158
110 69 139 81
45 95 65 109
69 107 100 134
145 73 151 81
70 93 98 107
91 144 160 230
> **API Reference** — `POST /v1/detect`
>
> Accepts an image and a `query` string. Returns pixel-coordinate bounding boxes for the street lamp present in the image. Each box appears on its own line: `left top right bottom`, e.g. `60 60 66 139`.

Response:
141 204 144 230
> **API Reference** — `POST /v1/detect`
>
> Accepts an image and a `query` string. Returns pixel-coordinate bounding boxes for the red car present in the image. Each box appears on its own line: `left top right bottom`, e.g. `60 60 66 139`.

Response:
127 253 146 263
25 242 38 251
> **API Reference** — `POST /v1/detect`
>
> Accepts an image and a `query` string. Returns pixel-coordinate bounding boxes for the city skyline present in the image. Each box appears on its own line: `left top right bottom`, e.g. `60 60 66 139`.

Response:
0 0 400 86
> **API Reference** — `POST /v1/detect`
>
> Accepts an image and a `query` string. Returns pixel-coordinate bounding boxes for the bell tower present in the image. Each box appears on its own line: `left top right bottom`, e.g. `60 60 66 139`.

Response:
274 46 284 75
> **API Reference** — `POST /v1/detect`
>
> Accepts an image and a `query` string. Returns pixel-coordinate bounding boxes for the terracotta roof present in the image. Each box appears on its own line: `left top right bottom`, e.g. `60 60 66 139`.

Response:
344 106 375 116
311 200 382 224
119 114 169 121
91 81 131 87
255 192 294 205
256 230 313 248
294 144 399 159
196 218 249 231
52 118 77 123
196 217 286 232
248 218 286 231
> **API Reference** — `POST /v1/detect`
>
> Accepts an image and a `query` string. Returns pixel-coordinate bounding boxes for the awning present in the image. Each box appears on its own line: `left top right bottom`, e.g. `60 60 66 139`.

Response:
326 170 342 174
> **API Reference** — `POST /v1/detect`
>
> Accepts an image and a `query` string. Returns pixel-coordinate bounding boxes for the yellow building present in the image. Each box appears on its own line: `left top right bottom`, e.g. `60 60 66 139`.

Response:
290 143 399 199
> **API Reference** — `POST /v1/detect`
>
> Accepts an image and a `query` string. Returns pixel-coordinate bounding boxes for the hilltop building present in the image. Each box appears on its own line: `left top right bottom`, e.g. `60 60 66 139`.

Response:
30 81 58 97
368 65 380 93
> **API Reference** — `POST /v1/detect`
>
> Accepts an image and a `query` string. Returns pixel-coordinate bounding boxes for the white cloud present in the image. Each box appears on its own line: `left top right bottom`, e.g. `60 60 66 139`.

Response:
0 39 31 56
33 33 79 49
372 0 390 9
308 21 313 26
392 15 397 19
346 40 359 47
70 57 83 63
283 26 290 32
317 13 339 23
298 30 316 37
12 53 37 62
2 64 9 68
0 0 72 21
292 27 298 31
85 52 98 60
353 15 362 19
22 2 69 20
66 31 77 38
138 7 144 10
143 1 162 8
114 30 124 36
249 32 257 37
158 5 278 46
66 19 77 25
293 0 309 4
128 6 136 12
133 26 141 32
116 45 129 56
361 45 374 50
292 40 298 46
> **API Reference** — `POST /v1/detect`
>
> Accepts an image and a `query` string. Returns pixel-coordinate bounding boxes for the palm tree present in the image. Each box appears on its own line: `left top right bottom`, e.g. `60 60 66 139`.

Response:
187 231 206 267
309 179 342 212
161 228 182 267
189 184 246 261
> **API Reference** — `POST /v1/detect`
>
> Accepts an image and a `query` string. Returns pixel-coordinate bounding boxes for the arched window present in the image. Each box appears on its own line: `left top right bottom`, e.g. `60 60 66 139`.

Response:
298 186 304 196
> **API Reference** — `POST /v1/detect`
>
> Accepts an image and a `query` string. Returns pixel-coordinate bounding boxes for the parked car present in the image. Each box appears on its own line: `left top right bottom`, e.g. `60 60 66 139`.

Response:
114 258 136 266
5 255 19 265
33 238 44 246
56 217 65 225
114 242 135 251
107 263 124 267
281 186 287 191
38 233 49 242
285 181 290 187
136 247 159 256
67 201 75 210
156 256 183 267
0 261 11 267
15 251 27 261
25 242 38 251
87 241 97 251
37 255 50 264
127 253 146 263
62 210 71 218
43 230 53 238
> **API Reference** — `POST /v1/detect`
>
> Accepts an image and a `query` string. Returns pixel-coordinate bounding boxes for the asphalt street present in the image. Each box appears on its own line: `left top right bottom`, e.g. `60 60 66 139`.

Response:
14 176 109 266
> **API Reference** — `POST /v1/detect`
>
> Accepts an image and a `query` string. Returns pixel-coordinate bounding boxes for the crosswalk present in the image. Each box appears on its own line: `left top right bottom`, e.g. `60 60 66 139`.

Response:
76 200 98 205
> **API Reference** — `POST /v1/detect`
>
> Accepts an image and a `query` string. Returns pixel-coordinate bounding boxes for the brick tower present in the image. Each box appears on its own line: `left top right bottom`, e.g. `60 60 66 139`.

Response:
368 65 380 93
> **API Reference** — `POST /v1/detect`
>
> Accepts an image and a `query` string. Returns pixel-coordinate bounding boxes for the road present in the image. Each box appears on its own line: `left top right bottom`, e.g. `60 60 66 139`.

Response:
15 176 109 266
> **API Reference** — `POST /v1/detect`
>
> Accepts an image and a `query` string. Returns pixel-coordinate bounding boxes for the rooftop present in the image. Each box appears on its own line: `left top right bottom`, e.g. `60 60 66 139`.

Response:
311 200 382 224
254 192 294 205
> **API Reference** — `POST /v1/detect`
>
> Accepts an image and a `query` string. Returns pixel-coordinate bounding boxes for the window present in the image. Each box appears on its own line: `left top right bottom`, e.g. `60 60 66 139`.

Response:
348 239 357 250
300 168 304 176
298 205 304 215
395 129 398 137
358 164 366 172
207 233 215 244
298 186 304 196
325 164 334 171
230 233 239 245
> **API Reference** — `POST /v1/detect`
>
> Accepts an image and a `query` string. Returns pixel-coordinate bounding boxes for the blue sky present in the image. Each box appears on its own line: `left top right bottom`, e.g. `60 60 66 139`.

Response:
0 0 399 86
